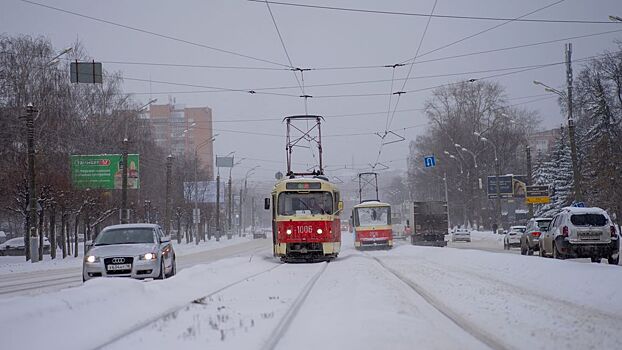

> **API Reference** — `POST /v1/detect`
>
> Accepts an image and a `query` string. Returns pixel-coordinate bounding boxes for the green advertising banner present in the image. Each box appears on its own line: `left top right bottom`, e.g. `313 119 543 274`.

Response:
71 154 140 190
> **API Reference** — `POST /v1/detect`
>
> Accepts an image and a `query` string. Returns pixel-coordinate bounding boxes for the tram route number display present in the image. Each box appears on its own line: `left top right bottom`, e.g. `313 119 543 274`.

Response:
286 182 322 190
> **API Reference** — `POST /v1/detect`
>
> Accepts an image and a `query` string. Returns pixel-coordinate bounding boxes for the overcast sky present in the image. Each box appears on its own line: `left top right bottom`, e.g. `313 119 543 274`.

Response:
2 0 621 182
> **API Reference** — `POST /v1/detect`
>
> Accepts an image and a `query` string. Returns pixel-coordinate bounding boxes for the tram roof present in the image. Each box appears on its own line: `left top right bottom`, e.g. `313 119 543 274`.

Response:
353 200 391 208
272 176 339 193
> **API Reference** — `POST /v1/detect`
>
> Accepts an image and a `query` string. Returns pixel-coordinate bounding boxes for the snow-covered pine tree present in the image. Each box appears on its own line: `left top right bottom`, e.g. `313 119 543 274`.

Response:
532 127 574 217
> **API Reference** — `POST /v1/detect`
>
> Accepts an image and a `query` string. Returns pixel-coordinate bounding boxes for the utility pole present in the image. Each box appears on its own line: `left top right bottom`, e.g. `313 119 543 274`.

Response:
216 171 221 241
121 138 129 224
566 43 583 202
443 172 450 230
495 158 502 231
526 145 533 217
239 185 243 237
193 149 199 245
251 196 256 233
24 103 38 262
227 175 232 238
164 155 173 236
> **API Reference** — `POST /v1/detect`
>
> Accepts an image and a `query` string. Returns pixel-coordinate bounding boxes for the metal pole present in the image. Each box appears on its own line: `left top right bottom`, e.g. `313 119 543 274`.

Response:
165 155 173 236
443 172 450 230
216 172 221 241
495 158 501 231
194 149 199 245
526 145 533 217
566 43 582 202
228 170 233 237
121 138 129 224
25 104 38 262
239 185 243 237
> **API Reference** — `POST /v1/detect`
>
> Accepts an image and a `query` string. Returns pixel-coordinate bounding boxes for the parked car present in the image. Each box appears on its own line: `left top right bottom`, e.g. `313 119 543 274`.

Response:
520 217 552 255
0 237 51 256
253 228 269 239
452 228 471 242
539 207 619 264
503 226 526 250
83 224 176 282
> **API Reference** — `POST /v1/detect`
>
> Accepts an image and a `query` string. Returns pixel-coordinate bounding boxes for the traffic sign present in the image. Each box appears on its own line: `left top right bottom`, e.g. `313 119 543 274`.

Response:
525 185 550 204
424 155 436 168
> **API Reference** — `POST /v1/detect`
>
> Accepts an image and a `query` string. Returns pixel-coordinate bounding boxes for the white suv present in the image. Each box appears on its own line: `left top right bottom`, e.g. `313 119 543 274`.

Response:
539 207 619 264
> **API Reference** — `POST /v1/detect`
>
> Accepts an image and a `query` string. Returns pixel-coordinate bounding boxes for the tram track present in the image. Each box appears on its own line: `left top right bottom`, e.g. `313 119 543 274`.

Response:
0 274 81 295
94 262 284 350
368 255 506 350
98 260 329 350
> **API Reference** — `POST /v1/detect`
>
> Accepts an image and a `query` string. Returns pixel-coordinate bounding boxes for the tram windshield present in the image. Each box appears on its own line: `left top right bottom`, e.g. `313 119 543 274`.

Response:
355 206 390 227
278 191 333 216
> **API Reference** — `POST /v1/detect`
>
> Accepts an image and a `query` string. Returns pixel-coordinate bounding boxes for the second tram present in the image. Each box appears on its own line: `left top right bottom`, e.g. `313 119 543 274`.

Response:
352 201 393 249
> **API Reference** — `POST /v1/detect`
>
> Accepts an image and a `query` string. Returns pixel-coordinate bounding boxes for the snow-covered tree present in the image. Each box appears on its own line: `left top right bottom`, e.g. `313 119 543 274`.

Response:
532 127 573 217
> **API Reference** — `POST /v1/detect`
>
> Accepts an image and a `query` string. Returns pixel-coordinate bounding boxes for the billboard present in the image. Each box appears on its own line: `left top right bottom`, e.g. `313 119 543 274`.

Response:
71 154 140 190
184 181 225 204
216 156 234 168
487 175 527 199
525 185 551 204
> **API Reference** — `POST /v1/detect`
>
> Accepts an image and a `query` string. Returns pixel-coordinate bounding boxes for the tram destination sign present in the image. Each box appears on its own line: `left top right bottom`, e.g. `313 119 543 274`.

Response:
71 154 140 190
286 182 322 190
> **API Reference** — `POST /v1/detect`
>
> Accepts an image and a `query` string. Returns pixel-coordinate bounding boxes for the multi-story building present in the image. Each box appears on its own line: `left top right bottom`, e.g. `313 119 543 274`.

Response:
143 102 214 179
528 128 560 159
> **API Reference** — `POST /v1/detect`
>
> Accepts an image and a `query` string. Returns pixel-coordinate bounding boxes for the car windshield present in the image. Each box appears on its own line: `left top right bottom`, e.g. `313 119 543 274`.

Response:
355 206 390 227
277 191 333 216
94 228 155 245
512 227 526 233
570 214 607 227
536 220 552 231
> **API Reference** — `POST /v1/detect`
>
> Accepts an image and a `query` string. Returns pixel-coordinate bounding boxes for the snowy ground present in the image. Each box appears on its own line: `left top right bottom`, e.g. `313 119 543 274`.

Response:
0 234 253 275
2 232 621 349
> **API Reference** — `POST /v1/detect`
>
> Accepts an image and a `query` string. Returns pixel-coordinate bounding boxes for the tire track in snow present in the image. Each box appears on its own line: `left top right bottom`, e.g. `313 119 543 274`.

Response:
370 255 507 350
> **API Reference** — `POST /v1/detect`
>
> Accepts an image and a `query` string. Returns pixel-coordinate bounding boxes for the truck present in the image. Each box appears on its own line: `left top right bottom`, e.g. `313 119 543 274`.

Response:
409 201 448 247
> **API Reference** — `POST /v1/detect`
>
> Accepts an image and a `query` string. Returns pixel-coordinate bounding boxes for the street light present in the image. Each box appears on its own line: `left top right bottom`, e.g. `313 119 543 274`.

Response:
193 135 218 245
474 131 502 231
227 157 245 238
533 77 582 201
240 165 260 236
443 150 463 174
454 143 477 168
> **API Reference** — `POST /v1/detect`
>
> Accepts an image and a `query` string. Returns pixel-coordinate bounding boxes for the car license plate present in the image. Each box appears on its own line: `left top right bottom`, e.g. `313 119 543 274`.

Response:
579 231 600 240
107 263 131 271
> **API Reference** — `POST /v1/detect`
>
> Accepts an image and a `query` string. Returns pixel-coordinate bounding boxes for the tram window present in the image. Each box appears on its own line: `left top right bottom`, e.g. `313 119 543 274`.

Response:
277 192 333 216
355 207 390 227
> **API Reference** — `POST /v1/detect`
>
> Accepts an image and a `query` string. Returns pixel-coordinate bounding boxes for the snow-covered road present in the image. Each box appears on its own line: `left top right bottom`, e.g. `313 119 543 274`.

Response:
2 232 622 350
0 236 269 298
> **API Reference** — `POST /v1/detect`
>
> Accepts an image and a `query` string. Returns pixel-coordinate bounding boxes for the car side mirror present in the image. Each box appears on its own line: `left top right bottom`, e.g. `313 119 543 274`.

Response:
264 198 270 210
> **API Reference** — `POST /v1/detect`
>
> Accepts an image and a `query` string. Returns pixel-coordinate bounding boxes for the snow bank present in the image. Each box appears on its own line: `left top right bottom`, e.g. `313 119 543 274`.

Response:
0 255 277 350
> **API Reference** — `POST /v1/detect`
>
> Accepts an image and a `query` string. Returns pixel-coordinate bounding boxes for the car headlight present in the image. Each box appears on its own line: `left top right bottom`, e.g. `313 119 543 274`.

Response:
286 229 292 235
140 252 157 260
85 255 100 263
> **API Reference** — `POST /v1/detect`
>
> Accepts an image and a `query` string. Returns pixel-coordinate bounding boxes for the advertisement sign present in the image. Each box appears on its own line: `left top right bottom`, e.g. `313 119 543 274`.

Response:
216 156 234 168
487 175 527 199
184 181 225 204
71 154 140 190
525 185 551 204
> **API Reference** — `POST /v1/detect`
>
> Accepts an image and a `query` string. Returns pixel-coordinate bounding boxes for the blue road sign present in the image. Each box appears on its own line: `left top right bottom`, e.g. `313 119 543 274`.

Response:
424 155 436 168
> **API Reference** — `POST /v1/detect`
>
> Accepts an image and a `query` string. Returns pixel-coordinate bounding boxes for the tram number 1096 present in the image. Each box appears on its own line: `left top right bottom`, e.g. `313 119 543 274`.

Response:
297 226 313 234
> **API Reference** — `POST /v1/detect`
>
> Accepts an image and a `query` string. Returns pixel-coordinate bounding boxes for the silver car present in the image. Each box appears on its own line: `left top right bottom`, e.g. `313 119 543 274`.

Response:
539 207 619 264
83 224 176 282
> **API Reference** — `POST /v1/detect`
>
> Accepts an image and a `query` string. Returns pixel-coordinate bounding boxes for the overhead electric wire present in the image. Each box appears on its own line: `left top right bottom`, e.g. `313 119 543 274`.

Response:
18 0 289 68
401 0 565 63
248 0 621 25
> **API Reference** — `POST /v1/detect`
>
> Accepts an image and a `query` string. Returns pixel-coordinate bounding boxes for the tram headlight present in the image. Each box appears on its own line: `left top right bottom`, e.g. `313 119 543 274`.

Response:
286 229 292 235
317 228 323 234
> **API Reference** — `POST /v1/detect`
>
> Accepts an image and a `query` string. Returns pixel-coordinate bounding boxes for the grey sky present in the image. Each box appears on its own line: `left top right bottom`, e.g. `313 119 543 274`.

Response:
2 0 621 181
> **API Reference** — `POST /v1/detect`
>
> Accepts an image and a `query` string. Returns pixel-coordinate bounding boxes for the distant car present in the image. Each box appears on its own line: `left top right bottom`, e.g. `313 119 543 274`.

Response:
504 226 526 250
0 237 51 256
253 228 268 239
539 207 619 264
83 224 176 282
520 218 552 255
452 228 471 242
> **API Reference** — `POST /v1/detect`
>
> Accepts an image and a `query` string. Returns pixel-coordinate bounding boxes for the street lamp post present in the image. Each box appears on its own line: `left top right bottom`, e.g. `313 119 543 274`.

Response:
193 136 217 245
227 158 245 239
532 44 582 202
241 166 260 236
455 143 481 227
474 132 501 232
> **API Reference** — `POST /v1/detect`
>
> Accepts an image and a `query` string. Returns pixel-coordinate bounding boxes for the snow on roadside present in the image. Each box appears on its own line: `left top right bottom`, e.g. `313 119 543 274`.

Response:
0 255 278 350
371 245 622 349
0 235 252 275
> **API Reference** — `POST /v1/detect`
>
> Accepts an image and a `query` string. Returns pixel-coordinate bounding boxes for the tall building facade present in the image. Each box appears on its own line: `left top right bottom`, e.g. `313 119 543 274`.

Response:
143 103 214 179
528 128 560 159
